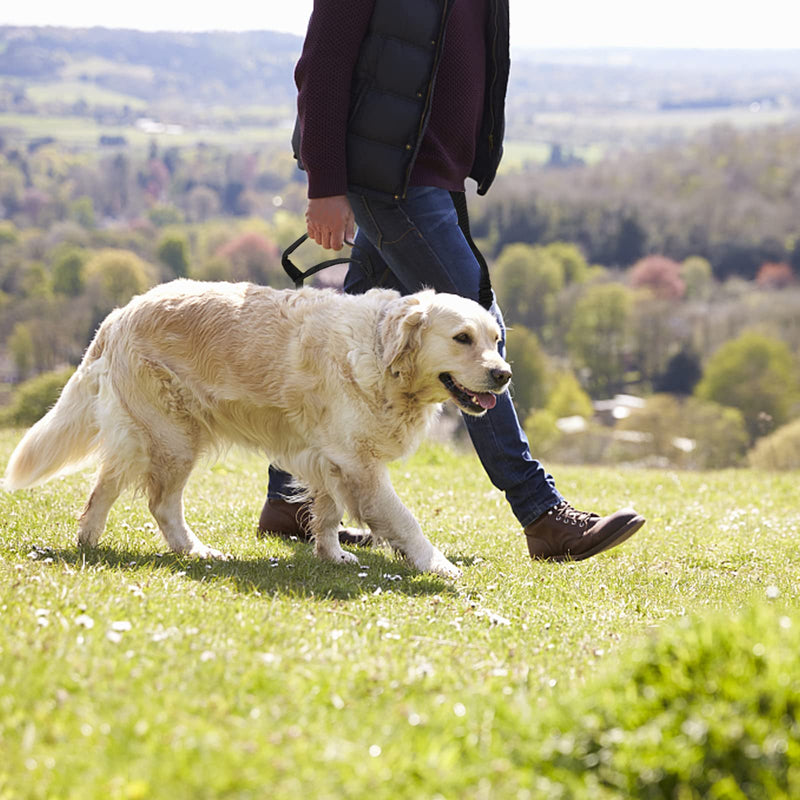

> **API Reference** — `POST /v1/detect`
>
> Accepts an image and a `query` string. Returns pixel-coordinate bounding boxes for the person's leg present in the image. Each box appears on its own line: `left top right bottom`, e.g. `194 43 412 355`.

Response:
345 187 645 558
347 186 561 526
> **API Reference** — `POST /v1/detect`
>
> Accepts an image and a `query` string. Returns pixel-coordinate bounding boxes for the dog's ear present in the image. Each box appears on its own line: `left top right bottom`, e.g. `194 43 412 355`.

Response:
379 294 431 381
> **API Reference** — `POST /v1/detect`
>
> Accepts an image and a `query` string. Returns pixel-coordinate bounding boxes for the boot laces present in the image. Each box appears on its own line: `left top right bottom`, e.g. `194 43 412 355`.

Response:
551 502 599 528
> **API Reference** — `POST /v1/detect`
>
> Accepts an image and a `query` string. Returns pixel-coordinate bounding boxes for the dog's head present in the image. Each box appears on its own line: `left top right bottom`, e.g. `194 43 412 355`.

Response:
379 290 512 416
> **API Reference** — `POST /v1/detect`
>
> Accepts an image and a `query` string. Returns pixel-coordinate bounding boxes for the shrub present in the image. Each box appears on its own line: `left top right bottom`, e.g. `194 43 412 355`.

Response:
0 367 74 427
748 417 800 470
531 603 800 798
695 331 800 441
523 408 562 459
618 394 749 469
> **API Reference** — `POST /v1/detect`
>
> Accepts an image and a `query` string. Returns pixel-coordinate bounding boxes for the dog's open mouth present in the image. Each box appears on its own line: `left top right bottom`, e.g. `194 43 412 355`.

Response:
439 373 498 415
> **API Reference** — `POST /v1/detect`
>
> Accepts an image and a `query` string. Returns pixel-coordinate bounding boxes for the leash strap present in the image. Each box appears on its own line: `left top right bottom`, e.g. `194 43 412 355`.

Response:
450 191 494 311
281 233 358 289
282 194 492 309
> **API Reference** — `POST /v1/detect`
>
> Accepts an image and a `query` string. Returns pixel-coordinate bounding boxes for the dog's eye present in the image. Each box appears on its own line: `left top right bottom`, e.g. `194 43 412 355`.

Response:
453 332 472 345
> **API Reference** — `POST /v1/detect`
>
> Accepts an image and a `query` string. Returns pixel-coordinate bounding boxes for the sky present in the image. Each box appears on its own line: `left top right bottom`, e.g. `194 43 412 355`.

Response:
1 1 798 50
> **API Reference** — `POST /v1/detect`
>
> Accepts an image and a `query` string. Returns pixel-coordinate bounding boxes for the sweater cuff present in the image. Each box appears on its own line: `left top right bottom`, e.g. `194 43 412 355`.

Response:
306 170 349 199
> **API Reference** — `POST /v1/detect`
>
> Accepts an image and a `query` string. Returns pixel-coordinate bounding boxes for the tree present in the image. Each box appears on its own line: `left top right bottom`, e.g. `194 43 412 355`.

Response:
566 283 633 397
215 231 281 285
546 371 593 419
694 331 800 441
157 235 190 278
70 195 96 229
681 256 714 301
755 261 794 290
504 324 550 418
654 349 702 396
185 185 220 223
545 242 589 284
51 247 87 296
8 322 34 378
493 243 565 340
84 249 157 309
629 255 686 300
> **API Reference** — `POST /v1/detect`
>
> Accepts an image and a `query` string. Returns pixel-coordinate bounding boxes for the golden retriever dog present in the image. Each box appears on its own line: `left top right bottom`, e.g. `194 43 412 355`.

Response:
4 280 512 578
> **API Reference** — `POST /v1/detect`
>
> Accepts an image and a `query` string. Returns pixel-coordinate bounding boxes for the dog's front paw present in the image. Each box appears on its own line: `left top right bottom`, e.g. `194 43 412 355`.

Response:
315 542 360 566
428 549 461 580
187 543 230 560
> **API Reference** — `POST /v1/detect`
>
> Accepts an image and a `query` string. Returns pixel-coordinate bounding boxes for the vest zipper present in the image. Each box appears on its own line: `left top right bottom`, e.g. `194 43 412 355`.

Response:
400 0 452 200
478 0 500 194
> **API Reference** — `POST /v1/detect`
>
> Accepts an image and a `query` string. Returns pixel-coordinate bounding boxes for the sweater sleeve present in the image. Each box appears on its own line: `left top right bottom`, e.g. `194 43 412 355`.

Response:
294 0 375 198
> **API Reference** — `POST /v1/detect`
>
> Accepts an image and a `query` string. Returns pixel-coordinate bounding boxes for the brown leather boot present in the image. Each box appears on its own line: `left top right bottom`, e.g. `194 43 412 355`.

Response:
257 498 372 547
524 501 644 561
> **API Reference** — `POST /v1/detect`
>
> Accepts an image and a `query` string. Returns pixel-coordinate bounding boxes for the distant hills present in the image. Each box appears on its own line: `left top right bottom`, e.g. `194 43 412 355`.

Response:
2 25 799 159
2 25 800 113
0 26 302 106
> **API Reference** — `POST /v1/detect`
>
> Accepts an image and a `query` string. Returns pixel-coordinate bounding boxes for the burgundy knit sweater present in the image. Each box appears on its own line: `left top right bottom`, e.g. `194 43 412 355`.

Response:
294 0 488 198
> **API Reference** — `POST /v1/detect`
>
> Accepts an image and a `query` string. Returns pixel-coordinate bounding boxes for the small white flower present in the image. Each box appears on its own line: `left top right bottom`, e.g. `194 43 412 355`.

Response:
111 620 132 632
75 614 95 629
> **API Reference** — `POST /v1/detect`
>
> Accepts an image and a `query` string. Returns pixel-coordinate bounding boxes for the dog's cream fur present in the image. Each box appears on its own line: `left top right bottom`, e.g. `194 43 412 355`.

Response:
4 280 511 578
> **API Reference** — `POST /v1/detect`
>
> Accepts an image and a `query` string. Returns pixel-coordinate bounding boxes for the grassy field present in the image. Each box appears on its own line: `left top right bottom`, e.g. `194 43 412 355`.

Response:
0 112 290 151
1 428 799 799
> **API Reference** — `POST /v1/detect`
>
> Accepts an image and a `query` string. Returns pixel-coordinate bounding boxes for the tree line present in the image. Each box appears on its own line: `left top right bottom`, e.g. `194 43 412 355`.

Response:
1 123 799 469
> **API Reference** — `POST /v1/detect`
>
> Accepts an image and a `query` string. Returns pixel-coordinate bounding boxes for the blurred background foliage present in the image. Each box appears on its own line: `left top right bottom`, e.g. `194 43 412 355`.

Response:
1 27 799 470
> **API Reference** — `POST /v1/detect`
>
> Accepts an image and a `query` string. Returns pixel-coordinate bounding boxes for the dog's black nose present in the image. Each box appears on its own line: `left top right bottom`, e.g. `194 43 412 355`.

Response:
490 367 512 389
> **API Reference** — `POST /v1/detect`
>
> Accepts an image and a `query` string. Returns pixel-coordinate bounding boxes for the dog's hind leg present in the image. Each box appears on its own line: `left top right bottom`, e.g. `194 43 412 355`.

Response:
310 492 359 565
77 463 129 548
145 444 227 560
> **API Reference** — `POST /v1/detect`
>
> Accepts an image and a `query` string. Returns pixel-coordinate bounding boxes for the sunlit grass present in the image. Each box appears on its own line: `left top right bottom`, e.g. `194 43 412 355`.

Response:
1 429 798 798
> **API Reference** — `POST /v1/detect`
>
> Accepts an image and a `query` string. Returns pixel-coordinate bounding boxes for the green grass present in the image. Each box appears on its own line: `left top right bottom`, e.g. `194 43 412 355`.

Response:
0 112 289 150
24 81 149 111
1 428 799 798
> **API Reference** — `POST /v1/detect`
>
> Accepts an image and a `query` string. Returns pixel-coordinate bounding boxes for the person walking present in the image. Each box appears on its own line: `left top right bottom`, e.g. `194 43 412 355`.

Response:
258 0 646 561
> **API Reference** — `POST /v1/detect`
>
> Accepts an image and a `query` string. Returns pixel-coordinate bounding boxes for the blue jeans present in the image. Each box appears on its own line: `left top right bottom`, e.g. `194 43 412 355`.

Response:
268 186 562 527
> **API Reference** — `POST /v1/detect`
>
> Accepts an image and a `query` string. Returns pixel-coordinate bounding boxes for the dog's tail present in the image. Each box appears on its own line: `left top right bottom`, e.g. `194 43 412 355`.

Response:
4 334 107 491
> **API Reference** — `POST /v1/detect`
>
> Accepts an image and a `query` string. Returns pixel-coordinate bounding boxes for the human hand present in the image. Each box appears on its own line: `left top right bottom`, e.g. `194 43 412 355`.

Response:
306 195 355 251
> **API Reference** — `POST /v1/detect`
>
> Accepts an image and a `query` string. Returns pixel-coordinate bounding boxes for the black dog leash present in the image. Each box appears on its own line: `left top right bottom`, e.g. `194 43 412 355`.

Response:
281 233 358 289
281 192 492 311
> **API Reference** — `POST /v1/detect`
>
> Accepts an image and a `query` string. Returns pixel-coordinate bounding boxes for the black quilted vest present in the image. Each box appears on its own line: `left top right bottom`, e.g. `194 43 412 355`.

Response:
294 0 510 201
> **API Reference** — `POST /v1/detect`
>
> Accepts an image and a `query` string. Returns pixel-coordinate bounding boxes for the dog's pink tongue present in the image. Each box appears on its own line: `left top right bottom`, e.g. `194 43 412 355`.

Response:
474 392 497 410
